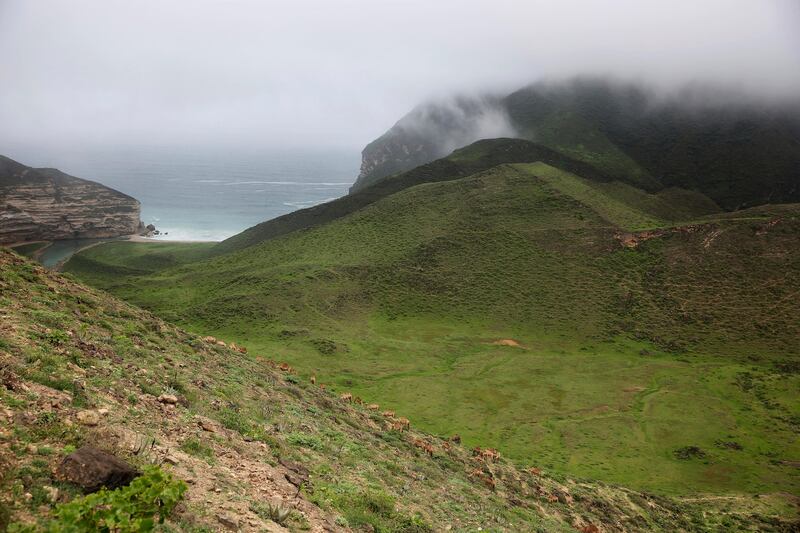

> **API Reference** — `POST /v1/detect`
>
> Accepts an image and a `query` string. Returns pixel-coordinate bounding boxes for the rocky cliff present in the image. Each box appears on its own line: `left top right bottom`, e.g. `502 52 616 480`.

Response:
0 155 141 244
352 95 516 192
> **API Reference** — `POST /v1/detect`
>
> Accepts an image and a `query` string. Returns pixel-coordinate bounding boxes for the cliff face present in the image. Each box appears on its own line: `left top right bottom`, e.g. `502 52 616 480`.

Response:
352 95 515 192
0 155 141 244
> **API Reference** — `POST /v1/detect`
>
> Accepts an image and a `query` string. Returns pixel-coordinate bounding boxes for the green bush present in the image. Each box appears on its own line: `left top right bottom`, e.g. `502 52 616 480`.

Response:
9 466 186 533
286 432 323 450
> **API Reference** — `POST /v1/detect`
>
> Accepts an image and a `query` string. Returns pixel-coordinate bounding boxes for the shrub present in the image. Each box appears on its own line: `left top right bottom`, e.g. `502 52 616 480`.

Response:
674 446 706 460
180 438 214 462
9 465 186 532
312 484 431 532
286 432 323 450
249 501 292 526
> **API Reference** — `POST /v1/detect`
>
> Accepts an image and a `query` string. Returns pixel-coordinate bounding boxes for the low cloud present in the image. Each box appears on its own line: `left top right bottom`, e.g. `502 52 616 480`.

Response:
0 0 798 151
396 96 518 158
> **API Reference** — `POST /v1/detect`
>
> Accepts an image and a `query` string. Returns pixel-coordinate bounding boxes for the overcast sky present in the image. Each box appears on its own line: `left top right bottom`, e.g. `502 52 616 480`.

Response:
1 0 799 151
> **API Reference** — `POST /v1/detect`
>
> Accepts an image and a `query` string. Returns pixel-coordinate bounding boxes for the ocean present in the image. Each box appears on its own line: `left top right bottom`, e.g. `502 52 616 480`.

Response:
4 145 359 242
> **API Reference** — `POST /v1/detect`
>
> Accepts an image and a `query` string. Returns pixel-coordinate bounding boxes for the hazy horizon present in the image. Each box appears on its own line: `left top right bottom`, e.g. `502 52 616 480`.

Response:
1 0 799 152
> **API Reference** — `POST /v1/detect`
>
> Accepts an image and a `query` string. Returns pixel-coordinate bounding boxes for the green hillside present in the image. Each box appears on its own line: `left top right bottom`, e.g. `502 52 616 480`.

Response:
214 138 622 255
65 163 800 505
10 247 796 531
353 79 800 210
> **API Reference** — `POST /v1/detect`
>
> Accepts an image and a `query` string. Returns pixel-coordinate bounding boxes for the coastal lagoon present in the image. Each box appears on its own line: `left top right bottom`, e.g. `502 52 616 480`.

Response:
4 145 358 242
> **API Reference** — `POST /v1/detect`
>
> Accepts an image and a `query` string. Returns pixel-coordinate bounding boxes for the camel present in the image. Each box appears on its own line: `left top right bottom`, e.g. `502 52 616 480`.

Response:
367 403 380 411
278 362 293 373
339 392 352 402
527 467 541 476
396 417 410 429
467 468 495 491
216 340 227 347
310 375 316 385
579 525 599 533
482 448 500 462
381 410 395 418
202 336 217 343
353 396 363 405
388 421 406 432
449 434 461 444
412 438 434 457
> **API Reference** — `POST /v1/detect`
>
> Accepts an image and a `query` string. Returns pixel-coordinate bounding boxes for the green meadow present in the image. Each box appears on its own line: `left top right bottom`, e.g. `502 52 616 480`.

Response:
65 162 800 497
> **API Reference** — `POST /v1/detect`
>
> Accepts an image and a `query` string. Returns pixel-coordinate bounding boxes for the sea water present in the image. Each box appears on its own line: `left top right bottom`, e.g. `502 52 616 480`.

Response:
5 145 359 242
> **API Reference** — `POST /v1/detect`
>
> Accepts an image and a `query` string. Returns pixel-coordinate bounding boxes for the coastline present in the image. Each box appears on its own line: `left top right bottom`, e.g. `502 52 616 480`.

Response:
49 234 220 270
126 234 220 244
7 234 220 271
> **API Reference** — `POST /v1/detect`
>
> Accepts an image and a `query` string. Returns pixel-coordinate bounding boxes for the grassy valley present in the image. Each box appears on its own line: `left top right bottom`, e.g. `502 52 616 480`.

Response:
7 246 792 531
64 157 800 509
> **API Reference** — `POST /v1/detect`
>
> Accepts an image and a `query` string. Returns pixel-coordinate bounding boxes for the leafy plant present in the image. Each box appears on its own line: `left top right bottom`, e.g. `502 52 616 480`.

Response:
286 432 323 450
249 501 293 526
9 465 186 533
180 437 214 462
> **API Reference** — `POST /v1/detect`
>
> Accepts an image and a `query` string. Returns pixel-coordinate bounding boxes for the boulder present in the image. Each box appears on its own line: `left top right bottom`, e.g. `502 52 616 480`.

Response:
56 446 139 492
158 394 178 405
76 410 100 426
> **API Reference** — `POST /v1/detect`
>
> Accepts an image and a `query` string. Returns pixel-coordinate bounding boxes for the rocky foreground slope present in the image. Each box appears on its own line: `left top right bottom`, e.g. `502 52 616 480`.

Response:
2 247 795 531
0 155 141 244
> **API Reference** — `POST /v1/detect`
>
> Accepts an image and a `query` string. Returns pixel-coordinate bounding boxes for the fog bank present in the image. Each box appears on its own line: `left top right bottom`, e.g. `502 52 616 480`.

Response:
0 0 798 150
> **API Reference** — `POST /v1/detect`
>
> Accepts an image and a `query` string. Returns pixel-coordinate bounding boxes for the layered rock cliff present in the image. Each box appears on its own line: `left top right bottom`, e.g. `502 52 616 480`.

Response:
0 155 141 244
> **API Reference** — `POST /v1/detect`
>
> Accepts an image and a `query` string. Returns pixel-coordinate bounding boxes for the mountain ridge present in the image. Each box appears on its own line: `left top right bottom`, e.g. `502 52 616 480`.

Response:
352 78 800 209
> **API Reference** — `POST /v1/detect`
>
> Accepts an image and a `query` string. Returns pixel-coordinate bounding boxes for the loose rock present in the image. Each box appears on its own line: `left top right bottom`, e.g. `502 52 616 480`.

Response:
158 394 178 405
76 410 100 426
56 446 139 492
216 514 239 530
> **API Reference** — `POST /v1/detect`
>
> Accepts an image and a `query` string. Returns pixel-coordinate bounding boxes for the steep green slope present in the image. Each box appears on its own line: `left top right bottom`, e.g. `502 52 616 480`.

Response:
506 79 800 209
215 138 703 255
65 164 800 499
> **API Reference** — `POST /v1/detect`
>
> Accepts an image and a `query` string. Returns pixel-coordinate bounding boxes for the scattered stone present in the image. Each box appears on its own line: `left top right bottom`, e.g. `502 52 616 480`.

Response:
76 410 100 426
56 446 139 492
674 446 706 460
280 458 310 488
158 394 178 405
216 514 239 530
67 362 86 375
198 418 216 432
43 486 59 503
26 444 37 454
97 408 109 416
163 455 180 465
